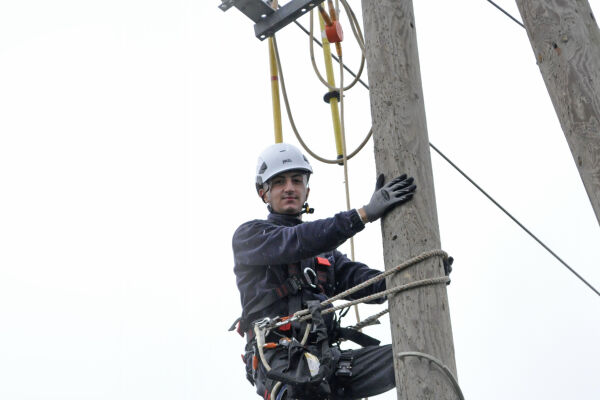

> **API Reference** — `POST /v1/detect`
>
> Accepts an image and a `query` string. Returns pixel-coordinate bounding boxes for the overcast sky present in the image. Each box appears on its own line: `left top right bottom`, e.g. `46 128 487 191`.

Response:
1 1 599 399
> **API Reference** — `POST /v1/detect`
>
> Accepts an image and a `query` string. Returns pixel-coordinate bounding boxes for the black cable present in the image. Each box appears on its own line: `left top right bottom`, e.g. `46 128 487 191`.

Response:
430 143 600 298
292 20 369 90
486 0 525 29
291 6 598 298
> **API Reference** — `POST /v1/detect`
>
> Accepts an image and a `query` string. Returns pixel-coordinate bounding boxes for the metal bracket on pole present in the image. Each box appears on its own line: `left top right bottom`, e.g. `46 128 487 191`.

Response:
219 0 324 40
219 0 275 22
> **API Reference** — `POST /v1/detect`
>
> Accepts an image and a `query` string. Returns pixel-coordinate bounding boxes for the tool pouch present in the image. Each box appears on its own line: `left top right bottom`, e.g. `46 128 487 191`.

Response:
266 301 334 399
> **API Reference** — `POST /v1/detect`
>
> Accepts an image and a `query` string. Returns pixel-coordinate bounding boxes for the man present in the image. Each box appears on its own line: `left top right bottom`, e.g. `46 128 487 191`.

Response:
232 143 416 399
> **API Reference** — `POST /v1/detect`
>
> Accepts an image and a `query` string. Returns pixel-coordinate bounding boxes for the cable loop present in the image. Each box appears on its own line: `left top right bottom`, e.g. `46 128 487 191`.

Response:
397 352 465 400
272 35 372 165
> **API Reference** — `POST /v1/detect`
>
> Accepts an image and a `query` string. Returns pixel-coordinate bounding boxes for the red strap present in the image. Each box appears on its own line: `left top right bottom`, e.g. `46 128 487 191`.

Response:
288 263 300 275
317 270 328 283
275 285 288 298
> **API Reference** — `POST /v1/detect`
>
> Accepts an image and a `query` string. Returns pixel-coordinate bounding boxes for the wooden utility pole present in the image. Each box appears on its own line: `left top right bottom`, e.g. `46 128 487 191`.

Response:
516 0 600 226
360 1 457 399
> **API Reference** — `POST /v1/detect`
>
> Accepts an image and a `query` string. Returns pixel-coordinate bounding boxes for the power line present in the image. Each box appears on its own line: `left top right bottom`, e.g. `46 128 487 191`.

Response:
291 14 599 298
430 143 600 298
486 0 525 28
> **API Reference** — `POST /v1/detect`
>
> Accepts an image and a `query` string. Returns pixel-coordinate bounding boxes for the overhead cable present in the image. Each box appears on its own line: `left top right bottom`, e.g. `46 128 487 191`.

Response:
485 0 525 28
430 143 600 298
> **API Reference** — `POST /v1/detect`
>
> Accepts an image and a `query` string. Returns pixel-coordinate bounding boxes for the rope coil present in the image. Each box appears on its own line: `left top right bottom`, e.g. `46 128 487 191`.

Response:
259 249 449 331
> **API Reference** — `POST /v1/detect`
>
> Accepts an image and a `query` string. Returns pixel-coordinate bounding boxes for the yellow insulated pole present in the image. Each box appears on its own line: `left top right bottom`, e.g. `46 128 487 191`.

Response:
268 37 283 143
318 14 343 159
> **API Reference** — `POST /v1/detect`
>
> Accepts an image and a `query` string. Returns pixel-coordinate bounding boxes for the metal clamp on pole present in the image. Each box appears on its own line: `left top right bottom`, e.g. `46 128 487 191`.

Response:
219 0 325 40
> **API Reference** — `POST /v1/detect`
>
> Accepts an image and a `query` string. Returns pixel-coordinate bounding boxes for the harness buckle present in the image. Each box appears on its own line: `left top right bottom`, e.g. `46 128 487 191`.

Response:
287 275 303 294
335 359 353 378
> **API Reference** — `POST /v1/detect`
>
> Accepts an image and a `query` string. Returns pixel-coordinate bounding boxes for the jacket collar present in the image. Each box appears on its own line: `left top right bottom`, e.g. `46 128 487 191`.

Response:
267 212 303 226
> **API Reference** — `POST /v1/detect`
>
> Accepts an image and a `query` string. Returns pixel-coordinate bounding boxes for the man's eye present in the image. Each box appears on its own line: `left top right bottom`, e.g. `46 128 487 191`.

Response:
272 179 285 186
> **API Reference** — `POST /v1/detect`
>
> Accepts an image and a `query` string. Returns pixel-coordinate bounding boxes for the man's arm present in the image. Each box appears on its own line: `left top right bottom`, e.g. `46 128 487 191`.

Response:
332 250 386 303
232 210 365 266
233 173 416 267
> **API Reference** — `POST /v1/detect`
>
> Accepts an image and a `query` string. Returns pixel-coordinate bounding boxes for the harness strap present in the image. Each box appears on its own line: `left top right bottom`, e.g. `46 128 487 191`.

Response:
236 256 334 336
315 256 333 295
336 327 380 347
287 264 304 335
242 263 304 319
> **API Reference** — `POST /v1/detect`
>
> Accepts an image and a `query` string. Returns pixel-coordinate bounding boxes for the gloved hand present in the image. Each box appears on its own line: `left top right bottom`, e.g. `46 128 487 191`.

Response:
443 256 454 285
362 173 416 222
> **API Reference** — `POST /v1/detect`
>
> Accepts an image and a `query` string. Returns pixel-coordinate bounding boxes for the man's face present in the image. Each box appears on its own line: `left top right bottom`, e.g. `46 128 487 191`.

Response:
260 171 310 215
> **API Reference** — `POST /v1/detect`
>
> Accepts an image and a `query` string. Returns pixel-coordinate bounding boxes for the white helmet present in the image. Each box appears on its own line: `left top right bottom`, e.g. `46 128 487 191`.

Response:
255 143 313 192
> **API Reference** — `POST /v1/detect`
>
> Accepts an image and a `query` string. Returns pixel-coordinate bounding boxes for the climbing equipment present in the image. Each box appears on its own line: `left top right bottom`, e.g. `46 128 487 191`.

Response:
243 250 452 399
256 301 334 400
254 250 450 331
230 254 335 337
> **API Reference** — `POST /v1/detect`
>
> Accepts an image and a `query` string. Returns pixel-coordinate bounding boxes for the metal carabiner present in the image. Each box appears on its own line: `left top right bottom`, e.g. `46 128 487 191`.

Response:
303 267 317 289
254 317 273 330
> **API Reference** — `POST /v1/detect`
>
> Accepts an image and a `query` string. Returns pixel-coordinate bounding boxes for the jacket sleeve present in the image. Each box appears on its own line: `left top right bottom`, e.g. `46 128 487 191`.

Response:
332 250 387 304
232 210 365 266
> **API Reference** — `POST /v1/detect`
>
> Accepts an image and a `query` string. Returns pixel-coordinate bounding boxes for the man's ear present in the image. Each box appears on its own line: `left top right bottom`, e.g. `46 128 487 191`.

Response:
258 187 269 204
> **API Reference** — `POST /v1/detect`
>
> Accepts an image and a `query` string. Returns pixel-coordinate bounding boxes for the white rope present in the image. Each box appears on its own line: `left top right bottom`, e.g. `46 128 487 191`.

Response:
256 250 448 330
297 276 450 322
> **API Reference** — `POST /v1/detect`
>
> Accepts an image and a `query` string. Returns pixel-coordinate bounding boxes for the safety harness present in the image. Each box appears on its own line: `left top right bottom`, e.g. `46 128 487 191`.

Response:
231 254 381 398
230 255 335 337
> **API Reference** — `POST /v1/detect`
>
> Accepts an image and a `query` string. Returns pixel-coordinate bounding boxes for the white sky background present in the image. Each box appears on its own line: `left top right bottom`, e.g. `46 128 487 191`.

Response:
1 0 599 399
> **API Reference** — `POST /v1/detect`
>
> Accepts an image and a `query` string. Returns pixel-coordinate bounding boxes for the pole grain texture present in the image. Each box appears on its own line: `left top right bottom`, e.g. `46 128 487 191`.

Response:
516 0 600 227
360 1 458 399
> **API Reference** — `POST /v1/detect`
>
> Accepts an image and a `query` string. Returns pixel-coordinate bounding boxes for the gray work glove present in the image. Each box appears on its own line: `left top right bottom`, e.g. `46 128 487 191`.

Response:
362 173 416 222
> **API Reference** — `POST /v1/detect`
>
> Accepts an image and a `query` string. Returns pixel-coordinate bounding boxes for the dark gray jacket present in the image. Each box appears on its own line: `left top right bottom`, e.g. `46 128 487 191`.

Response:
232 210 385 332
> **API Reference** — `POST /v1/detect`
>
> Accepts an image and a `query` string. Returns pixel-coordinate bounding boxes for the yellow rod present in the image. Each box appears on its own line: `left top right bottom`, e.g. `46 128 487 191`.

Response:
269 37 283 143
318 14 343 159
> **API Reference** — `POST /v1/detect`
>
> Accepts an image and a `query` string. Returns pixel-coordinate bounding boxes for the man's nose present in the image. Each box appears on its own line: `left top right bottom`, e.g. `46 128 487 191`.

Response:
283 178 295 191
